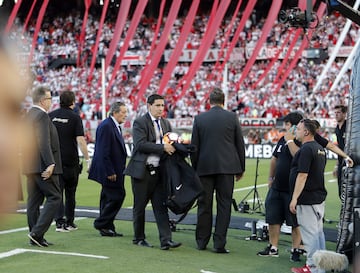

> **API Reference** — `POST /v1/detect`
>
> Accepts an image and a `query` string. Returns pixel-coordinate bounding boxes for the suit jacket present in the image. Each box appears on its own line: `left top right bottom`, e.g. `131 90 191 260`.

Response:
88 117 127 188
124 113 172 180
23 107 62 175
191 106 245 176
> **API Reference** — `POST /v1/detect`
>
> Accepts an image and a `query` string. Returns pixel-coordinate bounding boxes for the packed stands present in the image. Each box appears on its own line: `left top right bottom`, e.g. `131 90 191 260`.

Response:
7 10 358 123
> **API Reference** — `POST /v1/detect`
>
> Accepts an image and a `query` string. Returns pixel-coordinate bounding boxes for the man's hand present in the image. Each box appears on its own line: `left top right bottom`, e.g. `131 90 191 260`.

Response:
284 131 295 142
289 198 297 214
42 164 55 180
86 159 92 173
107 174 117 182
345 156 354 168
235 172 244 181
164 143 176 155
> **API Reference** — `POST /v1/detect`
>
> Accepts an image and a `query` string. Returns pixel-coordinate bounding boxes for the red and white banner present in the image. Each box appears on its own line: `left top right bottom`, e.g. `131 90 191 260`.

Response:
163 48 245 62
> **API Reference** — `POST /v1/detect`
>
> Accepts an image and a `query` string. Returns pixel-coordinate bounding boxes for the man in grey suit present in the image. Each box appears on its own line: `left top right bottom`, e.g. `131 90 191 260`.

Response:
125 94 181 250
191 88 245 253
24 86 62 247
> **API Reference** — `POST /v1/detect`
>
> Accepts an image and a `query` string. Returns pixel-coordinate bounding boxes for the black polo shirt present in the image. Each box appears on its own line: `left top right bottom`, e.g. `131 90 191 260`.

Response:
335 119 346 164
289 141 327 205
272 134 328 192
272 136 301 192
49 107 85 166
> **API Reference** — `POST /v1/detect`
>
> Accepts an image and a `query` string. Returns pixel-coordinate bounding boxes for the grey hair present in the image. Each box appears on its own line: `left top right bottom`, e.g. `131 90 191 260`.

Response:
109 101 126 116
32 86 50 103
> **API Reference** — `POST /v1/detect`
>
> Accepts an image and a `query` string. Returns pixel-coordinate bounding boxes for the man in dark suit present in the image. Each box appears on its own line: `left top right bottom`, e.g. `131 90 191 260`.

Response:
125 94 181 250
88 102 127 237
24 86 62 247
191 88 245 253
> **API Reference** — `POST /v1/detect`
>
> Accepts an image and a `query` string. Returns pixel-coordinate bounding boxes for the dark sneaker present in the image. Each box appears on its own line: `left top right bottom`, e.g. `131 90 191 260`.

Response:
257 244 279 257
28 233 44 247
133 239 153 248
290 248 302 262
55 224 70 232
66 223 78 231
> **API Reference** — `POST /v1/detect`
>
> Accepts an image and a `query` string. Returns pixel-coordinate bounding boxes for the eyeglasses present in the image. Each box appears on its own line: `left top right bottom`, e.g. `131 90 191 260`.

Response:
43 97 52 100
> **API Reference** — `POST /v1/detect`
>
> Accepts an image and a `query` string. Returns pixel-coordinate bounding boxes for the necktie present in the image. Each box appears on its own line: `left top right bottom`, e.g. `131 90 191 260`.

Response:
154 119 163 144
118 125 122 135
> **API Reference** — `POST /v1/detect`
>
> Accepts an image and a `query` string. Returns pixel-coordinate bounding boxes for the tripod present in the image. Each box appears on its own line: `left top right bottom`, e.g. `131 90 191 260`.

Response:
239 157 264 214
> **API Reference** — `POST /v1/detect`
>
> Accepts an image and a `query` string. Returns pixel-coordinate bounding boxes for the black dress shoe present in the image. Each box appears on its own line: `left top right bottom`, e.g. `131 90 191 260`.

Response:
214 248 230 254
197 246 207 250
99 229 123 237
133 239 153 248
29 238 54 247
161 240 182 250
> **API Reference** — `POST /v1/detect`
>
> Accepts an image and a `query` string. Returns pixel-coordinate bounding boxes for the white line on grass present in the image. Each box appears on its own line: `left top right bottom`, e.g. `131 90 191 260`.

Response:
234 184 267 192
200 269 218 273
0 248 108 259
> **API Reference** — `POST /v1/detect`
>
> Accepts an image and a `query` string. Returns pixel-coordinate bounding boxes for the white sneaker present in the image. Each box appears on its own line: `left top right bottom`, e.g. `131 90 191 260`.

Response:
55 224 70 232
66 223 78 231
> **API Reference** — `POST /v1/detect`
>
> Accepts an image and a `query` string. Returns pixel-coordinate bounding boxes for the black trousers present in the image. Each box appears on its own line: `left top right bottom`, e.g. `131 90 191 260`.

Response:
131 168 171 245
27 173 61 238
94 186 125 231
196 174 234 249
55 165 80 225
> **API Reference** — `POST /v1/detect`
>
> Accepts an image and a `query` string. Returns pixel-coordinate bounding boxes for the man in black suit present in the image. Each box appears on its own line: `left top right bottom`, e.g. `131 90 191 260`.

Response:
88 102 127 237
24 86 62 247
125 94 181 250
191 88 245 253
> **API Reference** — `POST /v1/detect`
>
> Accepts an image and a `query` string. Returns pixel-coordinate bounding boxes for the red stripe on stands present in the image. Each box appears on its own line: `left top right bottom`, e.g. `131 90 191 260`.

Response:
137 0 166 89
272 28 302 85
235 0 283 91
106 0 149 97
145 0 166 66
273 0 308 85
88 0 109 83
28 0 50 64
273 2 327 94
200 0 257 105
273 0 316 89
22 0 37 34
105 0 131 69
175 0 231 103
77 0 92 67
212 0 243 82
133 0 183 109
158 0 200 95
5 0 22 34
252 29 294 89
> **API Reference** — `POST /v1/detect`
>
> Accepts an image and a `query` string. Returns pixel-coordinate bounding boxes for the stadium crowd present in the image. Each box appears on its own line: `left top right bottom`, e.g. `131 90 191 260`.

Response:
8 10 358 123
